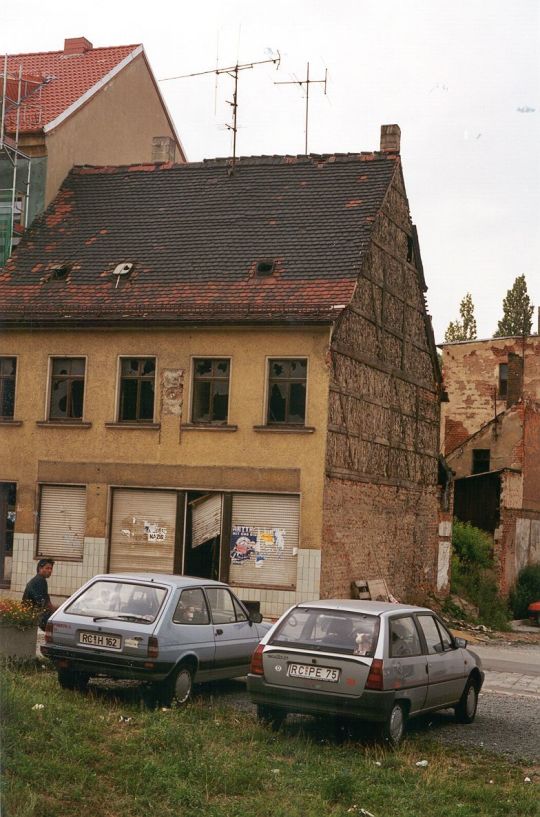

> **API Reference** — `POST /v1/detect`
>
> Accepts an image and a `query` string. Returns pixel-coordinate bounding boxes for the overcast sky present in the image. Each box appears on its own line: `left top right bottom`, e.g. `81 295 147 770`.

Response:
3 0 539 342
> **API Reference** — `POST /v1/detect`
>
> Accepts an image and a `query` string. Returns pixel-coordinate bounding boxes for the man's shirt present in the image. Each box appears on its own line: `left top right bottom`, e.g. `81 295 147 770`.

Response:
22 574 50 608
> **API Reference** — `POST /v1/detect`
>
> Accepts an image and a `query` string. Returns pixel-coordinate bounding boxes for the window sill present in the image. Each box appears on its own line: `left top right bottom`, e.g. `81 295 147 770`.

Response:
253 425 315 434
36 420 92 428
0 419 22 426
182 423 238 432
105 422 161 430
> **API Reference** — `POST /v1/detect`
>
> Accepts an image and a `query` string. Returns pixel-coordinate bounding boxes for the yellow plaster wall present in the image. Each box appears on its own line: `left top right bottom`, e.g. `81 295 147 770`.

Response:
44 54 181 207
0 325 331 553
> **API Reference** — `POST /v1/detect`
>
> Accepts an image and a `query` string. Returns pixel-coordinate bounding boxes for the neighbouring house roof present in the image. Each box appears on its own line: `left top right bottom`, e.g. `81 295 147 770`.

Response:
0 152 401 325
4 42 145 134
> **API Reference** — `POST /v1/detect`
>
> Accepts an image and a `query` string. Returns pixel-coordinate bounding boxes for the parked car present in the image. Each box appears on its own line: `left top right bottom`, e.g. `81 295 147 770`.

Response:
527 601 540 626
247 599 484 745
42 573 270 705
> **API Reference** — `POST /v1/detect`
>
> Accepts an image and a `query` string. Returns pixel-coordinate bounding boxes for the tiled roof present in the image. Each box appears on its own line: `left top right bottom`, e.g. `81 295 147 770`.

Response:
4 44 140 133
0 152 400 324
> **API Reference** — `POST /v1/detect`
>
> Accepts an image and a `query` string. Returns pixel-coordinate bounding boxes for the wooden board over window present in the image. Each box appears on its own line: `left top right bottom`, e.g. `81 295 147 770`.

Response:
109 488 176 573
38 485 86 559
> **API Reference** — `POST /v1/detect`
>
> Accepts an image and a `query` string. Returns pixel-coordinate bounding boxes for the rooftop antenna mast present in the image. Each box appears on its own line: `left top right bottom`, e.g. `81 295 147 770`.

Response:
160 53 280 173
275 62 327 154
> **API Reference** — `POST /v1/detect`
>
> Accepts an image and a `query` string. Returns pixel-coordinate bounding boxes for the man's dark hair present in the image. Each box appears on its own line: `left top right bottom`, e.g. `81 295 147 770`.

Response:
36 558 54 572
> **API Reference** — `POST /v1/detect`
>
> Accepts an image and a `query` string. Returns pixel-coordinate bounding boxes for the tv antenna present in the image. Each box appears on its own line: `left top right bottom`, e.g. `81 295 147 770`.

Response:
275 62 327 154
160 53 281 172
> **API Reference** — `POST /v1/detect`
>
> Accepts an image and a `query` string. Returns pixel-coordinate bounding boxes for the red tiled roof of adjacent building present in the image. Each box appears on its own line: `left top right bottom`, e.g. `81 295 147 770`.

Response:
4 39 141 133
0 152 402 324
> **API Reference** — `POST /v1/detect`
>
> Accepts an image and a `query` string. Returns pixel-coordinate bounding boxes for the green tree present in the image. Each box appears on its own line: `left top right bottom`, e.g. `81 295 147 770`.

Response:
494 274 534 337
444 292 477 341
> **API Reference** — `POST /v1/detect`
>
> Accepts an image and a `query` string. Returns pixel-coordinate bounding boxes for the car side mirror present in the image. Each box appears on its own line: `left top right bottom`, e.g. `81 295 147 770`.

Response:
249 611 263 624
454 636 467 648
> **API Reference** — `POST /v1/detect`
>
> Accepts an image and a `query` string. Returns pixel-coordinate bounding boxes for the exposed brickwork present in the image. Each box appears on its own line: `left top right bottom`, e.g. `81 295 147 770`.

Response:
495 505 540 594
441 337 540 454
321 476 439 602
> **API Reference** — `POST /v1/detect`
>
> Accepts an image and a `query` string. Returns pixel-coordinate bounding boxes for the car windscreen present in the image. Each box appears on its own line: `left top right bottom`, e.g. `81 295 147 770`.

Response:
270 608 380 656
65 581 168 623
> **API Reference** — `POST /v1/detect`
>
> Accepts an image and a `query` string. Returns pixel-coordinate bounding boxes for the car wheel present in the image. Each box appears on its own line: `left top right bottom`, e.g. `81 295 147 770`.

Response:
378 702 406 747
256 704 286 730
455 678 478 723
57 669 89 692
172 664 194 706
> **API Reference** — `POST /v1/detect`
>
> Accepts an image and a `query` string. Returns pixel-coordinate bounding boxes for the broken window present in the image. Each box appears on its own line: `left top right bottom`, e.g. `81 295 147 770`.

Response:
0 358 16 419
267 359 307 425
498 363 508 399
49 358 85 420
191 358 230 424
119 358 156 422
472 449 490 475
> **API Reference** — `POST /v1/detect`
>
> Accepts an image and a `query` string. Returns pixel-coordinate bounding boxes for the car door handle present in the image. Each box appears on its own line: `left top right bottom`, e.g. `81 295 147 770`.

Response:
215 628 223 636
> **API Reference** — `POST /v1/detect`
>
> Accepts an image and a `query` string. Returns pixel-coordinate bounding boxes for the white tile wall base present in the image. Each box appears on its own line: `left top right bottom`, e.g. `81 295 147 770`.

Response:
235 548 321 619
10 534 107 598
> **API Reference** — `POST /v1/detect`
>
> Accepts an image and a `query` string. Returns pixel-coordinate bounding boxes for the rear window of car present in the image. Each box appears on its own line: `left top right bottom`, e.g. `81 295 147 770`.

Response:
270 608 380 656
65 580 167 623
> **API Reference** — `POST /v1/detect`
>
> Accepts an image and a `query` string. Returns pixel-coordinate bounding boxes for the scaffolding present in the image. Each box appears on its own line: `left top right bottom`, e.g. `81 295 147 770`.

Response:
0 55 43 266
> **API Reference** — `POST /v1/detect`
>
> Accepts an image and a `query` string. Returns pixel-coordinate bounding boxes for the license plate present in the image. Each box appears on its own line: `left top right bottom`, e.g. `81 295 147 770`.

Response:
288 663 340 682
79 631 122 650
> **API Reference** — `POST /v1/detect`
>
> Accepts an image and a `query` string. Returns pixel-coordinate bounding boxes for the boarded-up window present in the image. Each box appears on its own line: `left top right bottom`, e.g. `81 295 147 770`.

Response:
229 493 299 588
38 485 86 559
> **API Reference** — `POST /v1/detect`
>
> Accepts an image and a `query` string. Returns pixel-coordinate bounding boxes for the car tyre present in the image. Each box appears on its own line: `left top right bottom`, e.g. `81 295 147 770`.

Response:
256 704 286 730
57 669 89 692
378 702 406 747
454 677 478 724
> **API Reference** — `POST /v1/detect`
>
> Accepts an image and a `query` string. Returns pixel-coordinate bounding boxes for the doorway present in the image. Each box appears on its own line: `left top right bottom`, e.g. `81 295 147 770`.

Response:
0 482 16 586
184 492 223 580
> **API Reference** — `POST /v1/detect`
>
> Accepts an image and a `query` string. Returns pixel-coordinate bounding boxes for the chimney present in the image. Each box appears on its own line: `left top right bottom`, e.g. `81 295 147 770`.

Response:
152 136 176 163
64 37 93 55
380 124 401 153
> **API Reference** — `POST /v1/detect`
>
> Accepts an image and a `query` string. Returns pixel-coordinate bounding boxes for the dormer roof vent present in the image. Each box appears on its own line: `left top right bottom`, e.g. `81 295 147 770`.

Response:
47 264 71 282
256 260 275 277
112 262 134 288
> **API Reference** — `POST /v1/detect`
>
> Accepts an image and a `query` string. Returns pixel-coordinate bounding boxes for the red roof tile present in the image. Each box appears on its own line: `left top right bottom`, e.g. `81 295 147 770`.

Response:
4 43 141 133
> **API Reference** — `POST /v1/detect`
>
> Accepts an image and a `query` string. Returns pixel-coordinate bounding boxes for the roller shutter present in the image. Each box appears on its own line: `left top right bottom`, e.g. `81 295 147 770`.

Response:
109 489 177 573
38 485 86 559
191 493 222 548
229 493 299 587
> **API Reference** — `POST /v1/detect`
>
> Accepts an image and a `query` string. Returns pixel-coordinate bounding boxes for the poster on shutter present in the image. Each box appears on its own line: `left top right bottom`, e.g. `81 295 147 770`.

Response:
144 522 167 542
230 527 257 563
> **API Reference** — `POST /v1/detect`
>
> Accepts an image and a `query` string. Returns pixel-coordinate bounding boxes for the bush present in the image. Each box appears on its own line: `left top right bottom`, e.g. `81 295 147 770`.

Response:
450 520 510 629
509 564 540 619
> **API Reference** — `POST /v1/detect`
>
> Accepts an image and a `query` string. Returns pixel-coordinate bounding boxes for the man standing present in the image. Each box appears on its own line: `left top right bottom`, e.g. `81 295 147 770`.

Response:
23 558 55 629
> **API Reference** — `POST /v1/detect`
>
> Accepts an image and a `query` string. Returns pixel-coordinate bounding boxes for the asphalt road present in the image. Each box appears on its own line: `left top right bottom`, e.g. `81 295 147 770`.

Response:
470 643 540 676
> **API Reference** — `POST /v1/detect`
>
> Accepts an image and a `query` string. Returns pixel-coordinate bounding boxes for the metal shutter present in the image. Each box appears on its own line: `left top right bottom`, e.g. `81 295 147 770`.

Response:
109 489 177 574
38 485 86 559
191 493 222 548
229 493 299 587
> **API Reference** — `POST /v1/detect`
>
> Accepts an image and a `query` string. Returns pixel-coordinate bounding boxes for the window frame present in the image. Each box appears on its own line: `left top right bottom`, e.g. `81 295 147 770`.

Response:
265 357 308 426
0 356 17 420
472 448 490 475
190 357 231 425
117 356 157 424
48 356 86 422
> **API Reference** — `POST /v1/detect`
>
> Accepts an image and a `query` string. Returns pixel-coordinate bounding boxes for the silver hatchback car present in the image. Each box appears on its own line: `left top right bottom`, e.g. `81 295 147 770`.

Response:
42 573 270 706
247 600 484 745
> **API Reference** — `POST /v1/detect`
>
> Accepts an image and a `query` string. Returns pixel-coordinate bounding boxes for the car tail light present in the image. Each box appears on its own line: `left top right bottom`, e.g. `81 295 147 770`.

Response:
365 658 384 690
148 636 159 659
250 644 265 675
45 621 54 643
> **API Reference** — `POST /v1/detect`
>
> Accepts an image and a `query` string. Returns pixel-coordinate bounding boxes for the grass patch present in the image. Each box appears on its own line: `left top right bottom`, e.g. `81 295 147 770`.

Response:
1 662 538 817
